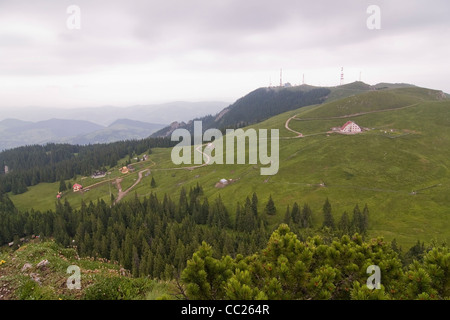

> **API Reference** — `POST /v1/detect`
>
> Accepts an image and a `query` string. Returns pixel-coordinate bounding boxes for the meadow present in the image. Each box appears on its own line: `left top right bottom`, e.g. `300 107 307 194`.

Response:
9 88 450 249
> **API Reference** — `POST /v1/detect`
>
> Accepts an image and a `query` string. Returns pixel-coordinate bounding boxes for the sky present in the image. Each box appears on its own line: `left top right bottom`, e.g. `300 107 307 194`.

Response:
0 0 449 109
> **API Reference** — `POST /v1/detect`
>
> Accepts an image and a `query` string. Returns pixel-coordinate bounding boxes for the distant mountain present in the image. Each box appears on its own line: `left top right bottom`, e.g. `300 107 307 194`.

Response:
0 118 104 151
67 120 166 145
27 119 104 136
0 119 33 130
108 119 163 129
0 100 230 150
0 118 165 151
0 101 229 126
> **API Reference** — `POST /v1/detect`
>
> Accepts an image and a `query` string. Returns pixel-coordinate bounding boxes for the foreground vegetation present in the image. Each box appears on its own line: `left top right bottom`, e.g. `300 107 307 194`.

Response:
1 224 448 300
1 189 448 300
0 240 170 300
181 224 449 300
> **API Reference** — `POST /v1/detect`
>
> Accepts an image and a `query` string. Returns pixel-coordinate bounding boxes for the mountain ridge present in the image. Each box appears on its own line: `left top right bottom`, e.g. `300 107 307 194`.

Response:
0 118 166 151
151 81 433 138
0 101 229 127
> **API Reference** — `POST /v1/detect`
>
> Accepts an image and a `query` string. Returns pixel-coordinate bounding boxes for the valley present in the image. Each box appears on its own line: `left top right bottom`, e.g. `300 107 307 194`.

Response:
1 82 450 301
6 84 450 248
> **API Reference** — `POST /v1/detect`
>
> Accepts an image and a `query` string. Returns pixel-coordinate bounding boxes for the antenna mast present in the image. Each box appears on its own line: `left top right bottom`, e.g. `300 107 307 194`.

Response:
340 67 344 85
280 68 283 87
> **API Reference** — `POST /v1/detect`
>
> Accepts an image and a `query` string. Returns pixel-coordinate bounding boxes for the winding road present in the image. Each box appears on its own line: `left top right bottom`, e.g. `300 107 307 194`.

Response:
112 144 211 204
91 103 421 205
113 169 149 205
283 102 420 139
285 115 303 137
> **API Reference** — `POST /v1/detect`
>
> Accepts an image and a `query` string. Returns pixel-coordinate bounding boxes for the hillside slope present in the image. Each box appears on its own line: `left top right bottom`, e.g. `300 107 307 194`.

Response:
134 87 450 247
151 82 428 139
152 85 331 137
5 85 450 249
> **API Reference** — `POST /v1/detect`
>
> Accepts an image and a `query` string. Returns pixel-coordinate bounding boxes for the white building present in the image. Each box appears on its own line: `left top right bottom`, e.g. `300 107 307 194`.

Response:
340 121 362 134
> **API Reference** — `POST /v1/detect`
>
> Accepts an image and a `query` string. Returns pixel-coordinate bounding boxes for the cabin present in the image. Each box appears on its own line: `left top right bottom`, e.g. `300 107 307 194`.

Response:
73 183 83 192
340 121 362 134
120 166 129 174
91 171 106 179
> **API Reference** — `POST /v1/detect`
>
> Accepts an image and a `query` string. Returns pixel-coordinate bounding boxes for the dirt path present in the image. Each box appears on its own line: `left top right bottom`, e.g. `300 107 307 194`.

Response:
155 143 212 171
114 169 149 205
285 115 303 137
292 103 420 122
284 103 420 138
79 144 210 206
112 145 210 204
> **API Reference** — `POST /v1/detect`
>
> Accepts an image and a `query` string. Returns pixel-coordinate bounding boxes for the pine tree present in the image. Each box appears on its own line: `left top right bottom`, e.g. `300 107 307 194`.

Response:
59 178 67 192
199 198 209 225
391 238 402 257
361 204 369 234
322 198 335 229
241 197 257 232
284 205 291 224
291 202 301 225
338 211 351 235
151 177 156 188
235 202 242 231
264 195 276 216
251 192 258 217
132 245 140 277
176 187 188 222
300 203 313 228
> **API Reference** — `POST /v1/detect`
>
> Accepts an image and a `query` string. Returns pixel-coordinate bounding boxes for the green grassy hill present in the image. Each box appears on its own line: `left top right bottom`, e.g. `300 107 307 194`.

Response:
301 87 446 119
8 86 450 249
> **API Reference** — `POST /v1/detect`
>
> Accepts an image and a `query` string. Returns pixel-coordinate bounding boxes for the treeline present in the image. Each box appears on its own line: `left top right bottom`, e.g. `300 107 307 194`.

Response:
0 187 269 279
0 137 174 194
216 87 331 129
2 185 433 287
282 198 369 238
0 185 375 280
153 86 331 138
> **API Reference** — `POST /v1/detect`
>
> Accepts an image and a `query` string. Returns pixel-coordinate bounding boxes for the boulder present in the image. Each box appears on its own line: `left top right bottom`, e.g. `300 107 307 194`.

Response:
21 263 33 272
30 273 41 285
36 259 49 269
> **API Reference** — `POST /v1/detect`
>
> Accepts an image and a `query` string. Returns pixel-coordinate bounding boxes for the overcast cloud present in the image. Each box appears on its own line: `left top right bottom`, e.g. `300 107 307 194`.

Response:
0 0 449 109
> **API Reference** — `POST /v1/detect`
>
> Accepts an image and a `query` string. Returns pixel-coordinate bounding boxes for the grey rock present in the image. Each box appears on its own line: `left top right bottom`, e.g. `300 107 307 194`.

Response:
21 263 33 272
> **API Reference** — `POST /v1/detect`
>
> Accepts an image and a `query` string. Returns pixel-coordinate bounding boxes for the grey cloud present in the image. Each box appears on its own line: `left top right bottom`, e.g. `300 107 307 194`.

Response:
0 0 449 107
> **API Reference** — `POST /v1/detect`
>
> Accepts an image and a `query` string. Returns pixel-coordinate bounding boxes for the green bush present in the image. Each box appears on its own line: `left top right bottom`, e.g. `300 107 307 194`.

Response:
17 277 57 300
83 276 154 300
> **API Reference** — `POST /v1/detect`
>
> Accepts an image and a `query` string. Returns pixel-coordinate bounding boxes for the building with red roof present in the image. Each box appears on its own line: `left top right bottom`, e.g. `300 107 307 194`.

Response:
72 183 83 192
340 121 362 134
